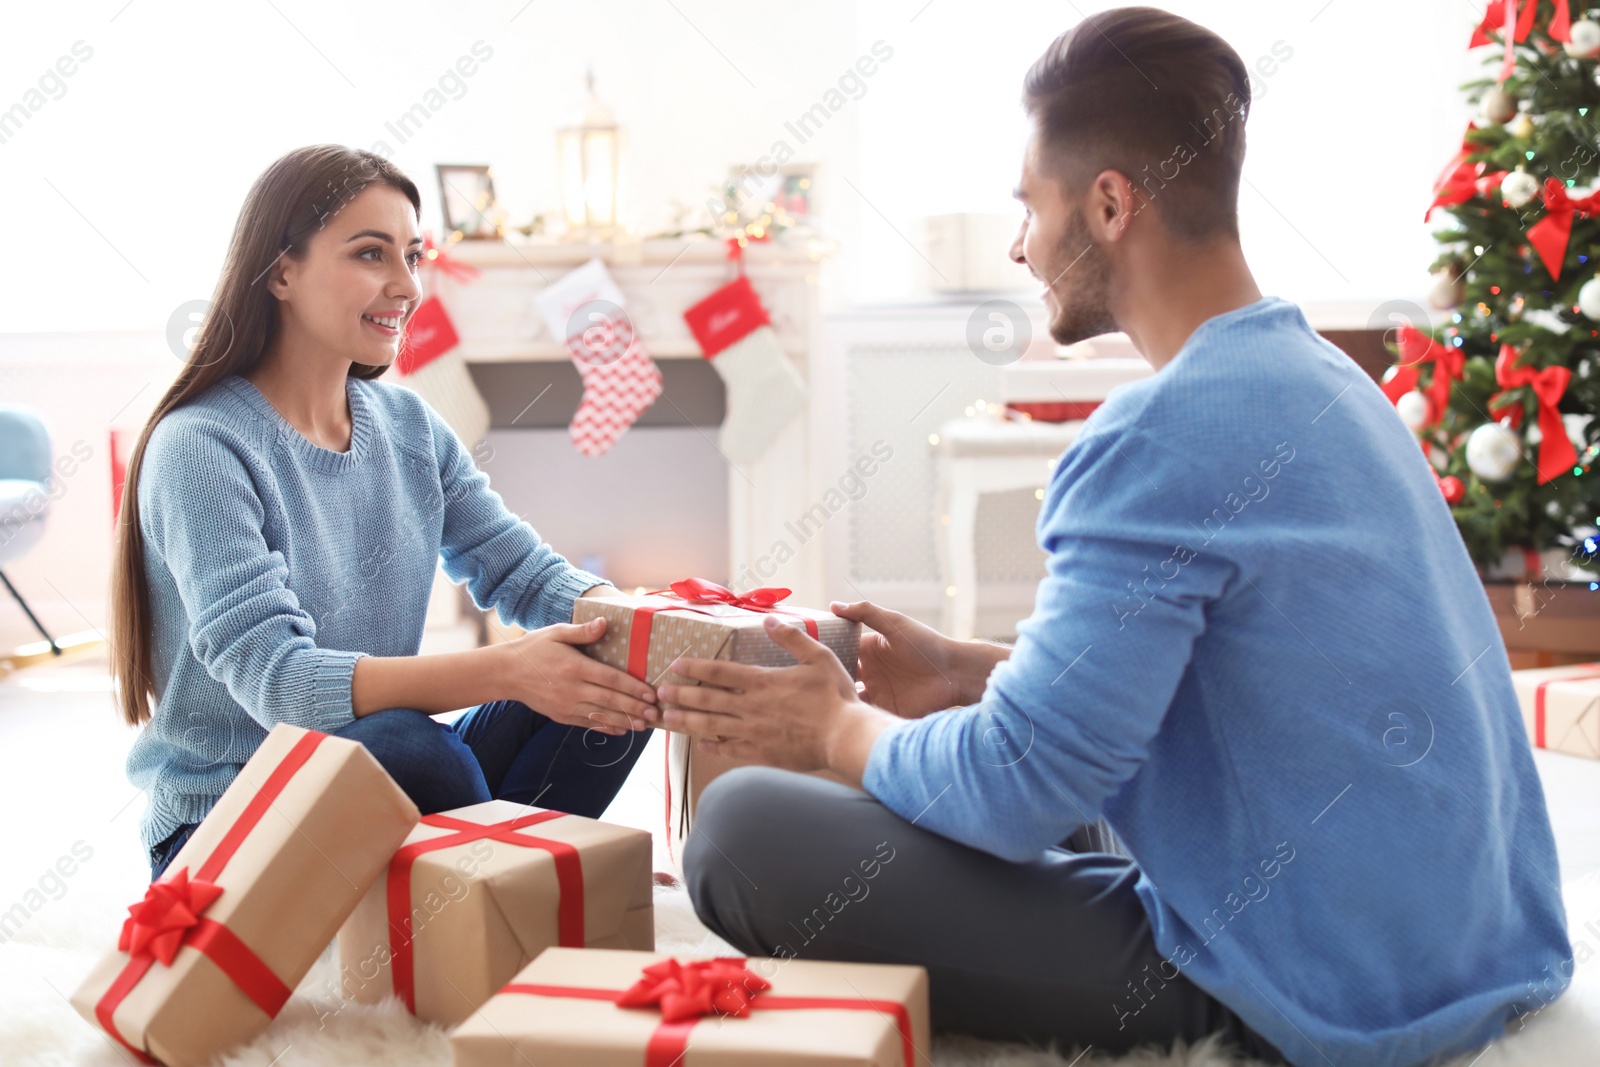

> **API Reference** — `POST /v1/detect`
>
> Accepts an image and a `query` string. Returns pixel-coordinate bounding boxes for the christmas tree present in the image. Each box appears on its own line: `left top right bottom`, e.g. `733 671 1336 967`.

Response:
1408 0 1600 579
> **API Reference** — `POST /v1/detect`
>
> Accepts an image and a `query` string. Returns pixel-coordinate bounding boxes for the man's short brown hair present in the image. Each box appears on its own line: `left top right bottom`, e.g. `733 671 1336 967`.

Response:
1023 7 1250 242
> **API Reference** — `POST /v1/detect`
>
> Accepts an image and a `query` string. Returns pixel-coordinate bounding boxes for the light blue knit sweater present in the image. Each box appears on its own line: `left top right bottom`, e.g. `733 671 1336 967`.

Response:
864 297 1572 1067
125 372 603 856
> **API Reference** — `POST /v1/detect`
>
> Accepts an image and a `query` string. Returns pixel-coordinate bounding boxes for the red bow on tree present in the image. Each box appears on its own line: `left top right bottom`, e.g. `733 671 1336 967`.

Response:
118 867 224 967
1469 0 1572 80
1426 124 1509 222
1526 178 1600 280
616 957 773 1023
1382 325 1464 428
1489 343 1576 484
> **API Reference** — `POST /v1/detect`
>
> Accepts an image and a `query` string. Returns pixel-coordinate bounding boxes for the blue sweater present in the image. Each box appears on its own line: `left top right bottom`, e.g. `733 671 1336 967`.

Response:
125 373 603 855
864 297 1572 1067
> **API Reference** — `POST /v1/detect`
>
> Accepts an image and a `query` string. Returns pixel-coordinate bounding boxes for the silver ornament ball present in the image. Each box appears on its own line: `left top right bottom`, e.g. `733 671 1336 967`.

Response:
1428 270 1465 309
1482 86 1518 124
1395 390 1431 432
1566 18 1600 58
1501 169 1541 209
1579 276 1600 319
1465 420 1522 483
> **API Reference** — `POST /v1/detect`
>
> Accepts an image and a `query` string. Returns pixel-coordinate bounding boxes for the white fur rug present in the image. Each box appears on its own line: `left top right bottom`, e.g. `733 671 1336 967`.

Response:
2 650 1597 1065
5 874 1599 1067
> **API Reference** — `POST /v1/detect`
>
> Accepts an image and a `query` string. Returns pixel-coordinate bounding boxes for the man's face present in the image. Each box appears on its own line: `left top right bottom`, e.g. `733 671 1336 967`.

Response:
1010 126 1119 346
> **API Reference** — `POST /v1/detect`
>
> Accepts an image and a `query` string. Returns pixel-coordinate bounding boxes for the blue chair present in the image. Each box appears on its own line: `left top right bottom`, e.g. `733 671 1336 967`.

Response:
0 405 60 655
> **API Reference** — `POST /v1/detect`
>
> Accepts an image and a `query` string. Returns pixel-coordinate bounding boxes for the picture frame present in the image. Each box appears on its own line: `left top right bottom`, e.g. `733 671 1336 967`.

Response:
721 161 817 232
776 163 816 224
435 163 501 240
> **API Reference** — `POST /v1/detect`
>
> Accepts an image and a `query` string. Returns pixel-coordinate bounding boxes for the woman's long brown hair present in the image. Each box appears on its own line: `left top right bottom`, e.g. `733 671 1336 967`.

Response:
110 145 421 727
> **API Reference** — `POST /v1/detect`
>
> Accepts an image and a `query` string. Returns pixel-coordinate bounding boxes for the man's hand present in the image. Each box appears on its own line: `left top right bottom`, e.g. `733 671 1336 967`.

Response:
648 614 901 787
830 599 1010 717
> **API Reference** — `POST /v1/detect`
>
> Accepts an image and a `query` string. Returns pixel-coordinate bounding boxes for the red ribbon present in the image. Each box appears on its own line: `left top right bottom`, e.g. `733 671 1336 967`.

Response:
386 810 585 1014
1533 664 1600 748
504 956 918 1067
1382 325 1464 428
119 868 223 966
1469 0 1571 80
1490 344 1576 483
623 579 821 682
1426 124 1509 222
96 730 327 1062
420 230 482 283
1526 178 1600 280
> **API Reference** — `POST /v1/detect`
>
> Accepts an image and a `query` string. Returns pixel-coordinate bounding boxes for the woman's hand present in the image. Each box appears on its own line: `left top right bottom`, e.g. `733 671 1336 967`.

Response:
497 616 656 735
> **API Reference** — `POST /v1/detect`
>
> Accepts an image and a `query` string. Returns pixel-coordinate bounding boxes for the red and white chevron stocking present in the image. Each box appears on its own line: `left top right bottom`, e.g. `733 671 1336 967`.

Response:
566 313 662 456
536 259 663 456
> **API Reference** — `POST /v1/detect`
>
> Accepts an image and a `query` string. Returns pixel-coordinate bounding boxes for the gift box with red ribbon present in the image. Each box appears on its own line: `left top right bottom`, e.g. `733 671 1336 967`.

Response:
70 724 420 1066
573 579 860 862
335 798 654 1027
452 947 930 1066
1509 661 1600 760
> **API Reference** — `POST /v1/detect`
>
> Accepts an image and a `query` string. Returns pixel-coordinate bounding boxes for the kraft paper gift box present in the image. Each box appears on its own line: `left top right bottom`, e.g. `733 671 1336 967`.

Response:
71 723 420 1067
337 798 654 1027
1509 661 1600 760
573 579 861 858
452 946 931 1067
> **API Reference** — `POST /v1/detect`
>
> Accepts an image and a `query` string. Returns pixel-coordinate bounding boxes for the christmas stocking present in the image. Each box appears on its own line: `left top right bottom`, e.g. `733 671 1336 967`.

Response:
684 274 807 463
536 259 663 456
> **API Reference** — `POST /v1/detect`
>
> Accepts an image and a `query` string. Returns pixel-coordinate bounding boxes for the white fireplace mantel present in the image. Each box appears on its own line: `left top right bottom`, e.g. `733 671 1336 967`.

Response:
434 237 837 605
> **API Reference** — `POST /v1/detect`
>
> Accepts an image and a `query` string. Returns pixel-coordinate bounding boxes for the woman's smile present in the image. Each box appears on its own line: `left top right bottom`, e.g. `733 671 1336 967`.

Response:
361 309 405 338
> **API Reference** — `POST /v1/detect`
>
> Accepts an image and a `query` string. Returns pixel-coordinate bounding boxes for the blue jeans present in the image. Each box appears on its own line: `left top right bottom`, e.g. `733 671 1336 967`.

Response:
149 701 650 882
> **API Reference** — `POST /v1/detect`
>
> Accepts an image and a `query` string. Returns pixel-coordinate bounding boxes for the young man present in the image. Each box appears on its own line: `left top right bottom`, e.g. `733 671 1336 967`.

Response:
643 8 1572 1065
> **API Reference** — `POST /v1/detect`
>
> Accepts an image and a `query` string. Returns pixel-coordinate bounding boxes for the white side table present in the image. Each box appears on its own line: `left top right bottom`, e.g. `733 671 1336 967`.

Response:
934 418 1085 640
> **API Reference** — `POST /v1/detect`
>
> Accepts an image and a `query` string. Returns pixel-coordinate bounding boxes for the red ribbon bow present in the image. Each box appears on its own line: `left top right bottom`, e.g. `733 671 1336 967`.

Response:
1426 124 1509 222
1527 178 1600 280
419 231 481 283
1490 344 1576 483
1469 0 1572 81
1382 325 1464 428
118 867 223 967
615 957 772 1023
664 577 794 613
504 954 918 1067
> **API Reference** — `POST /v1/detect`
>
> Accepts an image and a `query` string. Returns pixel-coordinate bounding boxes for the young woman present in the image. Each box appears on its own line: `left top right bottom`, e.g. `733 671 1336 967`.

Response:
110 145 658 883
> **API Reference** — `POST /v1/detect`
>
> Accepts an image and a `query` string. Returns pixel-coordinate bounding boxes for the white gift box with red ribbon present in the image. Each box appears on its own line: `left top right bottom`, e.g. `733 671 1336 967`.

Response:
1509 662 1600 760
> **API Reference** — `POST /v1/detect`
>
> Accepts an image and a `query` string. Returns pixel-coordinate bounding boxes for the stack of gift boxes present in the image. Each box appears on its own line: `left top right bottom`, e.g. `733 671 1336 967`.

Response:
72 581 928 1066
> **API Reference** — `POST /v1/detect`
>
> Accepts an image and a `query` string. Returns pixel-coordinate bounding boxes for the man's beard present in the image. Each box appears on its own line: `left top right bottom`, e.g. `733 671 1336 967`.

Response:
1044 204 1118 346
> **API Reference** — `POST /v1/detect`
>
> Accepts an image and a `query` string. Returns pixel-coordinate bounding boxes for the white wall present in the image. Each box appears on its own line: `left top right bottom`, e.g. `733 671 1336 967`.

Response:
0 0 864 333
2 1 1489 335
0 0 1498 648
852 0 1484 309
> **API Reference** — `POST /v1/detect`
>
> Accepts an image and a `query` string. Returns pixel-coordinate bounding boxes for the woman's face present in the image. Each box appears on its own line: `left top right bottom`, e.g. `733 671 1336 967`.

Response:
270 183 423 368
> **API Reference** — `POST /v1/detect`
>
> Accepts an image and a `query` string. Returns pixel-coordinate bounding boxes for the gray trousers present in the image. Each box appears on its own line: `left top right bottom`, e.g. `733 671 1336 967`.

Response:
684 766 1288 1064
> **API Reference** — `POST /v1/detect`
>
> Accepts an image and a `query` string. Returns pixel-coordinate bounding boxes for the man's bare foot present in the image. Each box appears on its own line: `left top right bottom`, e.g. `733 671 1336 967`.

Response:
652 869 682 888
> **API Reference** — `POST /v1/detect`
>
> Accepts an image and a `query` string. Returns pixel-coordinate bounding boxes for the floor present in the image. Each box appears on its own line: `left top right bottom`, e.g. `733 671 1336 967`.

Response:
1 646 1597 1066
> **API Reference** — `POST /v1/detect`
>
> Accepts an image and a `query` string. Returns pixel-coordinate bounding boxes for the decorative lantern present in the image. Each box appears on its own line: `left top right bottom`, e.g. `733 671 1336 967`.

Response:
556 69 621 240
